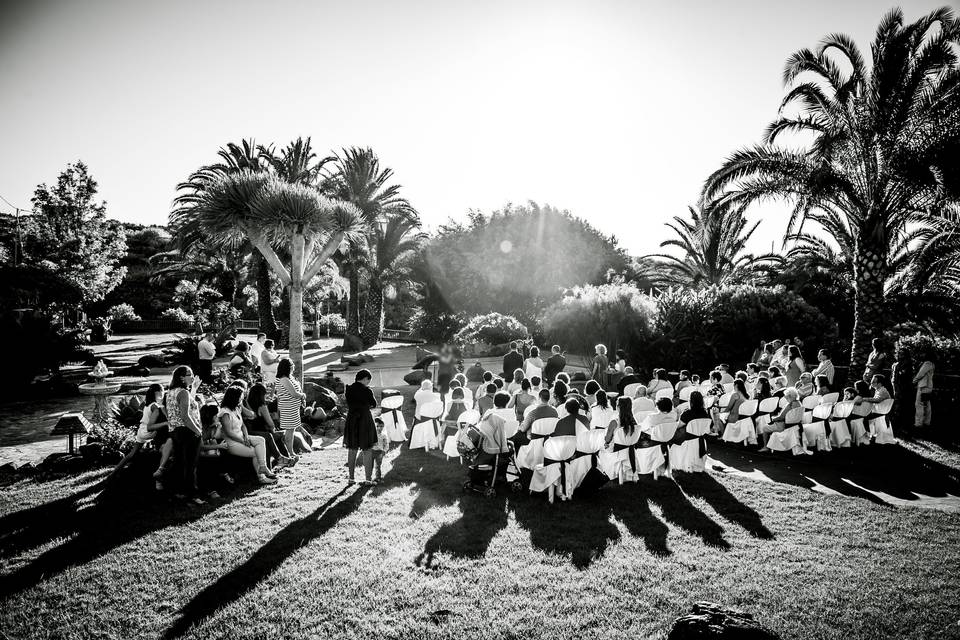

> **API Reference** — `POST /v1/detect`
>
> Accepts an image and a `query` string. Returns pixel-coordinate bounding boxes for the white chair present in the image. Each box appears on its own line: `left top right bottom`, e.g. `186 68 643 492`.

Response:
409 401 444 451
801 395 821 410
828 401 855 448
675 401 689 414
868 398 896 444
722 399 758 444
669 418 712 472
524 363 543 380
633 409 654 425
678 386 695 402
605 426 643 484
802 404 833 451
722 383 735 394
820 392 840 405
636 422 676 479
655 388 673 400
632 397 656 412
530 435 578 502
590 405 615 430
849 402 872 446
516 417 557 469
567 430 607 495
766 407 807 454
754 397 781 431
414 391 442 421
380 394 408 443
717 392 733 410
622 383 642 398
702 395 717 409
443 409 480 459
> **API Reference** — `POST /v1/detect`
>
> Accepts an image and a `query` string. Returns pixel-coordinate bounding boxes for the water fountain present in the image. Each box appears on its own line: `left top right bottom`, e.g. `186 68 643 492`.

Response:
78 359 122 424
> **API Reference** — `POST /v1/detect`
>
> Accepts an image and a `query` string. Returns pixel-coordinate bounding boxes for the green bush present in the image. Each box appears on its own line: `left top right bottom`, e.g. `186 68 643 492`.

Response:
895 332 960 371
106 303 141 322
650 284 838 373
542 283 656 360
409 309 466 344
161 308 195 324
454 312 528 346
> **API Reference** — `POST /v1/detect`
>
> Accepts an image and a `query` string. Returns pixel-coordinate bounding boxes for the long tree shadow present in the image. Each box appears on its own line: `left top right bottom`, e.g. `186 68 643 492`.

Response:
0 480 105 559
641 476 731 550
163 485 366 640
674 472 773 540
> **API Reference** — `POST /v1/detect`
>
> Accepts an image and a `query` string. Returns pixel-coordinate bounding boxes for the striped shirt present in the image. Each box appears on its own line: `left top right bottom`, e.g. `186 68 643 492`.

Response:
276 377 303 430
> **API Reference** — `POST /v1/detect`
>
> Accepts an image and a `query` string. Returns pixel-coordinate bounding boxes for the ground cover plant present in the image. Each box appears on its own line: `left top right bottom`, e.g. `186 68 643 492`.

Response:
1 390 958 640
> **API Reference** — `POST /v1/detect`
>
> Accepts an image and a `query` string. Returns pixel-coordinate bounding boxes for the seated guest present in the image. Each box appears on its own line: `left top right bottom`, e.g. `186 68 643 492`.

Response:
647 368 673 396
551 380 569 408
717 364 734 384
690 374 701 386
631 385 656 412
476 371 495 402
856 376 890 406
814 375 831 397
795 372 815 398
493 377 505 391
707 371 725 397
506 369 524 394
758 387 802 451
641 397 676 432
555 372 571 385
753 377 773 401
679 391 711 428
217 387 277 484
591 389 615 426
229 341 254 379
246 383 297 468
768 366 787 393
520 388 559 432
675 370 693 393
507 378 536 421
616 366 643 395
842 387 856 401
757 342 775 369
565 389 590 414
745 363 760 384
476 383 497 415
553 398 589 436
584 379 601 398
735 370 748 382
449 378 473 408
414 379 437 420
480 391 513 424
715 379 747 436
605 396 637 445
529 375 542 394
443 387 470 424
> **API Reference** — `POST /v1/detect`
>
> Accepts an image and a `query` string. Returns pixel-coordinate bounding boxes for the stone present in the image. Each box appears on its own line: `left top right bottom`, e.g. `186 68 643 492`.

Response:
341 355 365 366
327 363 349 372
17 463 37 475
79 442 104 461
138 354 165 368
303 382 339 411
303 341 321 350
667 602 781 640
403 369 429 386
342 334 364 353
119 365 150 377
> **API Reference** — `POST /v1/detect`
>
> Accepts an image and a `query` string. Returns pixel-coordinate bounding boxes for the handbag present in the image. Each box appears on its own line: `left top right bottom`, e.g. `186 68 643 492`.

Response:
920 390 934 403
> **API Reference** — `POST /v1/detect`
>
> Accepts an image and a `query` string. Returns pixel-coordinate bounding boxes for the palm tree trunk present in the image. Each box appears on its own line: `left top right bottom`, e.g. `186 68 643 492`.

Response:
361 279 384 347
849 234 887 375
252 253 279 339
289 233 306 385
342 264 362 349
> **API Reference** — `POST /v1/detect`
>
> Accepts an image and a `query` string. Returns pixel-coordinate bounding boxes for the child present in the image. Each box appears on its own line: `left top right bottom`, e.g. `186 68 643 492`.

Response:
198 403 233 497
690 374 701 386
842 387 856 401
371 418 389 483
112 383 170 482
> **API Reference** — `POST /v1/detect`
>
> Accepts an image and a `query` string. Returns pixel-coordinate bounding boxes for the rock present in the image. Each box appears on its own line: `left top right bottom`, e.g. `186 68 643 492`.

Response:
341 355 365 366
79 442 104 461
100 449 123 464
667 602 781 640
304 382 340 411
138 354 165 368
17 463 37 475
303 341 321 350
119 365 150 377
358 354 375 363
327 363 349 372
403 369 429 386
0 462 15 476
342 334 364 353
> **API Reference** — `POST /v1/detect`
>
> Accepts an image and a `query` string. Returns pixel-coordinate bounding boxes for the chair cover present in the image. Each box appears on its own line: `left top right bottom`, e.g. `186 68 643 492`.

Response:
655 388 673 400
639 422 676 478
754 397 781 431
380 394 408 442
722 383 735 394
516 417 557 469
675 401 689 414
622 383 643 398
802 403 833 451
409 401 444 450
702 395 717 409
530 436 578 499
678 386 694 402
604 427 643 483
868 398 896 444
766 407 807 454
567 430 607 494
590 405 616 429
443 410 481 458
414 391 442 421
849 402 872 446
632 397 656 412
820 392 840 405
828 401 854 448
669 418 712 472
721 400 757 444
802 395 821 410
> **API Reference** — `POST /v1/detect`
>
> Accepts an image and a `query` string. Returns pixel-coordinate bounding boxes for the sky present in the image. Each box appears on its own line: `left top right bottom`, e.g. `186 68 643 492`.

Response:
0 0 947 256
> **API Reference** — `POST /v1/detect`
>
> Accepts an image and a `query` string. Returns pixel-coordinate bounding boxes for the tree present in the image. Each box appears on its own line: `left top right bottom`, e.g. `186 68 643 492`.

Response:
360 213 426 346
323 147 414 345
173 170 363 382
645 203 778 287
22 161 127 308
703 7 960 371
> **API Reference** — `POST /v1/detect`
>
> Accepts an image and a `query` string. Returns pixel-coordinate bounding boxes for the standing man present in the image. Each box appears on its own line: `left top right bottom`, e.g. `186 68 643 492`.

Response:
197 331 217 383
543 345 567 384
912 352 935 430
502 341 524 379
863 338 891 383
811 349 835 387
249 332 267 368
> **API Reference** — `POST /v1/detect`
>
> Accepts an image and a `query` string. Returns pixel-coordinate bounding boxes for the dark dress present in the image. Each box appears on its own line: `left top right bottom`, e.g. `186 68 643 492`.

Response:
344 382 377 450
437 355 456 394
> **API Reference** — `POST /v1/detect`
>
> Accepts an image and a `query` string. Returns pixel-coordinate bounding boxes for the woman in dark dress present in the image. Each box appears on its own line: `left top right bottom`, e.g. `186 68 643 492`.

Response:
344 369 378 485
436 344 456 399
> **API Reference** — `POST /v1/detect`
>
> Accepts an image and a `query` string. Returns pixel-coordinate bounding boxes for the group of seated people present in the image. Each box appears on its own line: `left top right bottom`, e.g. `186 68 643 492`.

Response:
111 365 322 504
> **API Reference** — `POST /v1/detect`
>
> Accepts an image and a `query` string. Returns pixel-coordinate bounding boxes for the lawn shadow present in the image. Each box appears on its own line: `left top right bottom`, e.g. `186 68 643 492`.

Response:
163 485 366 640
0 480 105 560
641 476 731 550
673 471 773 540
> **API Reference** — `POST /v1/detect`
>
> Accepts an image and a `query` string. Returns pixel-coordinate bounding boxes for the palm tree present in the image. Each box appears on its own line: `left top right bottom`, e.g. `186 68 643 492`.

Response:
172 170 363 382
645 203 778 288
703 7 960 371
360 213 426 346
323 148 414 345
172 139 280 337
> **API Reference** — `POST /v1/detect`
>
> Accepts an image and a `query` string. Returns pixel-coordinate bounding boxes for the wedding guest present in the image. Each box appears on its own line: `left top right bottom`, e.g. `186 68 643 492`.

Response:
217 387 277 485
344 369 378 485
811 349 835 386
543 345 567 384
166 366 206 504
275 358 306 459
260 339 280 386
520 388 559 432
591 344 610 389
197 331 217 383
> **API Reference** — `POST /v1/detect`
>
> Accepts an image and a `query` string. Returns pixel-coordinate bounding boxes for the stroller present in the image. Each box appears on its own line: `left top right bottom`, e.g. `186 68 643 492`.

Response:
461 413 523 497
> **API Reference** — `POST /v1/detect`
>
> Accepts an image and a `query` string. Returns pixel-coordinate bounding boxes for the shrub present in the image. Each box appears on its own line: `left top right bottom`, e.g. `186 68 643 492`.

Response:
161 308 195 324
541 283 656 361
316 313 347 333
895 332 960 371
454 312 528 346
106 303 141 322
88 418 136 455
409 309 466 344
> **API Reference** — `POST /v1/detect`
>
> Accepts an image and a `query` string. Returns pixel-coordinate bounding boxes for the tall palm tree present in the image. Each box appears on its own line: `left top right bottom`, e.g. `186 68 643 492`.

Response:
172 170 363 382
645 203 778 288
360 213 426 346
323 148 414 345
703 7 960 371
172 139 280 337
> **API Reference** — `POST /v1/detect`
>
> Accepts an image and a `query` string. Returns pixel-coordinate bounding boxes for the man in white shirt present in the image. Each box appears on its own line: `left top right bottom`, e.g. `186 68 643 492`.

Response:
717 364 735 385
197 331 217 383
811 349 835 386
249 332 267 368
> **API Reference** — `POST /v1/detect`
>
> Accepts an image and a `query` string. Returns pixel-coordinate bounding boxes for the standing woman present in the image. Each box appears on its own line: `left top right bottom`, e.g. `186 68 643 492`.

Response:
912 351 935 430
614 349 627 374
436 345 456 402
260 339 280 387
523 347 545 380
591 344 610 390
166 366 205 504
275 358 306 460
785 345 805 386
344 369 378 485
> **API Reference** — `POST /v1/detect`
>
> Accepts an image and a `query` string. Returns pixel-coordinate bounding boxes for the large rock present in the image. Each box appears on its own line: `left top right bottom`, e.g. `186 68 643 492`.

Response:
342 334 364 353
303 382 340 411
138 354 166 368
667 602 781 640
403 369 429 386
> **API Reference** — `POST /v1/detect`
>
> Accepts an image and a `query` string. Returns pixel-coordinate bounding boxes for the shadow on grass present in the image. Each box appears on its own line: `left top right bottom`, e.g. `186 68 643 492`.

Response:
673 472 773 539
710 441 960 507
163 485 368 640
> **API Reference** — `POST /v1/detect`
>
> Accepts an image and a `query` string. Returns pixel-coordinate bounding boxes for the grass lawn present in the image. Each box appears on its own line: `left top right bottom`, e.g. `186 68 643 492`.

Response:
1 391 959 639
